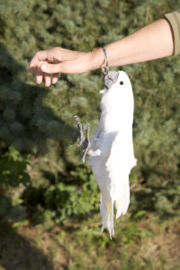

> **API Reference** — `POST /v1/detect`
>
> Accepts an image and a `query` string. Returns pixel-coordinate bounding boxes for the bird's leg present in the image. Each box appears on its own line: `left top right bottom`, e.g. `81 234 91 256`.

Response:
74 115 85 147
82 123 91 163
74 115 91 163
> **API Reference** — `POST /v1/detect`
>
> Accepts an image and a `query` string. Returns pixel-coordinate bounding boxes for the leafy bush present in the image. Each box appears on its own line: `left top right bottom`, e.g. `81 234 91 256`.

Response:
23 165 100 224
0 146 30 223
0 0 179 224
0 146 30 189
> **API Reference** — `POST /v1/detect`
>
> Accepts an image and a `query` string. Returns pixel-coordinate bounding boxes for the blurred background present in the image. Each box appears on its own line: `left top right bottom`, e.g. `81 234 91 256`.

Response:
0 0 180 269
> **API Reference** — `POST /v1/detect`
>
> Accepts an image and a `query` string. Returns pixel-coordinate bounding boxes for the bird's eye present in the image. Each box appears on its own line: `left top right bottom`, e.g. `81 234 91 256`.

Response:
120 81 124 85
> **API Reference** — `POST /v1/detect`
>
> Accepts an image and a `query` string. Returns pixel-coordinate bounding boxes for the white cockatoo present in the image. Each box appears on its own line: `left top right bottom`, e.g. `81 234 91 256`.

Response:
88 70 137 239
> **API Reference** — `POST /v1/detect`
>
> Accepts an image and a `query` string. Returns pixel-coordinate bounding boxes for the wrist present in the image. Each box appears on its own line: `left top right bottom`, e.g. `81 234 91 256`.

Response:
88 48 104 71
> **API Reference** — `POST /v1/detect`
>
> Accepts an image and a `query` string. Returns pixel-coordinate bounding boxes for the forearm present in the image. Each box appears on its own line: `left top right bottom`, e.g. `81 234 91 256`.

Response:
29 18 174 78
92 18 174 70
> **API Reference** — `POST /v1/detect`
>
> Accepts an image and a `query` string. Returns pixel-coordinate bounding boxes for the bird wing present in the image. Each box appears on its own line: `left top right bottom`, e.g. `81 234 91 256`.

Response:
105 130 136 217
106 130 136 176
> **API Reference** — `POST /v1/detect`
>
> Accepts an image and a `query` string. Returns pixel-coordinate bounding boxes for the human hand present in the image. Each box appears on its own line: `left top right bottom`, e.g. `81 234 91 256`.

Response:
28 47 103 87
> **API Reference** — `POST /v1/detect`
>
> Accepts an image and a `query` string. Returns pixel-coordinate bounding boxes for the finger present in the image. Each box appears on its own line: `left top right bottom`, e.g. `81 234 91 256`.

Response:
41 62 80 74
36 67 43 84
41 63 62 74
29 56 39 72
29 50 48 72
52 73 59 84
41 59 87 74
44 73 51 87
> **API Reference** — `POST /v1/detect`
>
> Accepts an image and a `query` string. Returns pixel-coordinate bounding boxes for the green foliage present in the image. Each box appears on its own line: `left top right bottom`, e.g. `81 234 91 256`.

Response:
0 146 30 224
0 146 30 188
42 177 99 223
23 165 100 224
0 0 179 227
0 2 180 269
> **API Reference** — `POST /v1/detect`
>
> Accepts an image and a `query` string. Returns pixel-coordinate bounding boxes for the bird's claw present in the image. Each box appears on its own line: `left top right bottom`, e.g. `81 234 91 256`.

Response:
74 115 85 146
74 115 91 163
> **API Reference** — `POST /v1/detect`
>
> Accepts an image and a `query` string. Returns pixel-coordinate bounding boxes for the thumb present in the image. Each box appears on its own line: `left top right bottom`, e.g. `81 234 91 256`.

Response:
41 63 61 74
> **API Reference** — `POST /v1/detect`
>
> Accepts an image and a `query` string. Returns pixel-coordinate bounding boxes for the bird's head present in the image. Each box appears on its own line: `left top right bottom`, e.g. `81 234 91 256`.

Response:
100 70 134 114
100 70 132 96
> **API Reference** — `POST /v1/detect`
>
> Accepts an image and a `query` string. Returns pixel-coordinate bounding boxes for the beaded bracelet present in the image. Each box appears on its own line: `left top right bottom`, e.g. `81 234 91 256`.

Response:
101 47 109 75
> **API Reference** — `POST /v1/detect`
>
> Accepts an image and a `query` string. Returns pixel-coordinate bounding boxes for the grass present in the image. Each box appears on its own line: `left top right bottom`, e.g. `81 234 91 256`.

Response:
1 155 180 270
0 213 180 270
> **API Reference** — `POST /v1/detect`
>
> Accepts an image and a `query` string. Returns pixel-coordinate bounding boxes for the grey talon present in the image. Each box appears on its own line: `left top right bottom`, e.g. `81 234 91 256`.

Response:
82 123 91 163
74 115 85 147
74 115 91 163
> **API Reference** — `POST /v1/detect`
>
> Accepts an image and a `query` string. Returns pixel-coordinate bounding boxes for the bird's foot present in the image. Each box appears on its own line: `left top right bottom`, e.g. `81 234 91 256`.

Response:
74 115 85 146
74 115 91 163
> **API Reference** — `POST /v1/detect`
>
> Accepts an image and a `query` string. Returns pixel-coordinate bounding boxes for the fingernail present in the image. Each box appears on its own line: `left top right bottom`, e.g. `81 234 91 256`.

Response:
41 64 47 71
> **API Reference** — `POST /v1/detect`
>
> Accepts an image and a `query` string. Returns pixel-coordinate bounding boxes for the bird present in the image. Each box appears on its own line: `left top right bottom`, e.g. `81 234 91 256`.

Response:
88 70 137 239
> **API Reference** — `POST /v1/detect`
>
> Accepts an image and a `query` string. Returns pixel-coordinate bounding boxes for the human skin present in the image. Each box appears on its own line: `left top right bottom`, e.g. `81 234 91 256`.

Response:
29 18 173 87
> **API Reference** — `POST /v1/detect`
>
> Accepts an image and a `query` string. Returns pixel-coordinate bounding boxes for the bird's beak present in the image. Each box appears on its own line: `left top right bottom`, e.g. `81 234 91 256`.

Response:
103 71 119 90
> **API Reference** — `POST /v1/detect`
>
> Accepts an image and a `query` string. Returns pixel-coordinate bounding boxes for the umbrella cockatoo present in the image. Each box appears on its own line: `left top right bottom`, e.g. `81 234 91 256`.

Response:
88 70 136 238
74 70 136 238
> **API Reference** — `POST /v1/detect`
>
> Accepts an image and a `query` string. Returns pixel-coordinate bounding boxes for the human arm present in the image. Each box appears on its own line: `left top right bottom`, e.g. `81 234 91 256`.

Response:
29 16 176 86
104 18 174 67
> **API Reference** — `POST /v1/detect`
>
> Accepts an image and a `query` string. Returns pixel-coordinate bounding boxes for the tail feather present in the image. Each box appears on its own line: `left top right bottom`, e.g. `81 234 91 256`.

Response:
100 197 114 239
115 180 130 219
100 180 130 238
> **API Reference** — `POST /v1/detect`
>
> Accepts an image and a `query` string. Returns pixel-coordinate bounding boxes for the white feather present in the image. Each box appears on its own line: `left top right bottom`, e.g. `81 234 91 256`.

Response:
88 71 136 238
